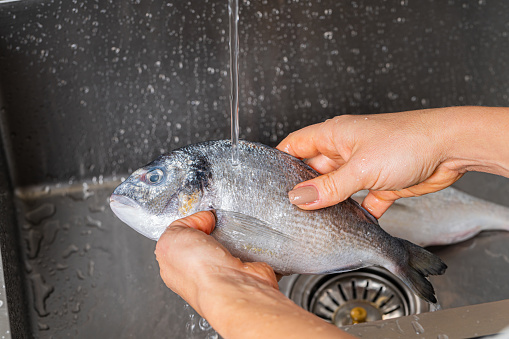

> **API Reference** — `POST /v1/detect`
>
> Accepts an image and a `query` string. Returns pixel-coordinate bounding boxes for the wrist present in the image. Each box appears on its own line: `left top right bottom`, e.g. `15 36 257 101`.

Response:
440 106 509 176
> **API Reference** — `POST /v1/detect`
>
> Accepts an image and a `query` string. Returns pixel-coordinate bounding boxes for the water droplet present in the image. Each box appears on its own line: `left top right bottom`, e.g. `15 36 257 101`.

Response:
88 204 105 213
85 216 102 229
29 273 54 317
88 260 95 277
76 269 86 280
72 302 81 313
56 263 68 270
411 320 425 334
43 220 60 245
215 247 226 257
25 204 56 224
388 92 399 100
437 334 449 339
26 229 43 259
62 244 79 258
38 322 49 331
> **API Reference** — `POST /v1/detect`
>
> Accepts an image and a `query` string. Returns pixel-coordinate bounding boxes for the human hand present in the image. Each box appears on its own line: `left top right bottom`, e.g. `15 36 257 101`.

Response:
155 211 353 339
277 108 465 218
155 211 278 316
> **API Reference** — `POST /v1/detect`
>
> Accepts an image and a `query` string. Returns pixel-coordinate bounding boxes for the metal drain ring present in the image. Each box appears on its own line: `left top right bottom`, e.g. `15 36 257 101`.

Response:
282 267 428 327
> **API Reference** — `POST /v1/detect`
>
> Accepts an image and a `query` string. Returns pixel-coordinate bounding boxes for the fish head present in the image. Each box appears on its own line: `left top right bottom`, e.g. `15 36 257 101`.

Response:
110 150 211 240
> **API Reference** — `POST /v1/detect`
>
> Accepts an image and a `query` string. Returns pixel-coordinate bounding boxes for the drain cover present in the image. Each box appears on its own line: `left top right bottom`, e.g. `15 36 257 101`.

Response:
280 267 428 327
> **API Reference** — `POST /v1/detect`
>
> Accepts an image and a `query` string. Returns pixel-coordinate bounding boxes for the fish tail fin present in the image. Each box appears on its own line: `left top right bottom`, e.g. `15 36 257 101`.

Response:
394 239 447 303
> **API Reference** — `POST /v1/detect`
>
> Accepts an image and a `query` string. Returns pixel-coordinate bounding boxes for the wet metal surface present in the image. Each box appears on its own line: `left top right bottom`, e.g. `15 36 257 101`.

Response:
13 180 194 338
2 0 509 337
2 1 509 187
342 299 509 338
430 231 509 309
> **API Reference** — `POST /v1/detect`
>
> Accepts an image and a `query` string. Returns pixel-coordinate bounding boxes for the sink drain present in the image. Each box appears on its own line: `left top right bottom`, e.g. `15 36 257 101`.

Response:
279 267 428 327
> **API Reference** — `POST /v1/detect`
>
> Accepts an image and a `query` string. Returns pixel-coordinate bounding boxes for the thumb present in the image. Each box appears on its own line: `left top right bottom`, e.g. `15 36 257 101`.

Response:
288 162 365 210
168 210 217 235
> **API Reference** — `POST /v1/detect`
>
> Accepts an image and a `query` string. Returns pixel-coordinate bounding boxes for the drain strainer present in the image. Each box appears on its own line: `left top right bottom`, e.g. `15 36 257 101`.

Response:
280 267 428 327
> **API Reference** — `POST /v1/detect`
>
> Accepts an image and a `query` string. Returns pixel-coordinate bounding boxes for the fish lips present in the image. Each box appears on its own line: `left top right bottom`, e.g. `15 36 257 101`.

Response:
110 194 141 209
109 194 165 240
109 194 142 226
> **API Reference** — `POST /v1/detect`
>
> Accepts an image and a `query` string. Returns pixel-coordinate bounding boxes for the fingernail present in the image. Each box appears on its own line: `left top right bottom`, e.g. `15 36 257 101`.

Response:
288 186 319 205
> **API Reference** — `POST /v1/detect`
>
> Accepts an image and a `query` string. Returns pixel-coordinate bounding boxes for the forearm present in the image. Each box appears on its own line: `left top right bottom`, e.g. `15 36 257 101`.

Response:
197 272 354 339
439 106 509 177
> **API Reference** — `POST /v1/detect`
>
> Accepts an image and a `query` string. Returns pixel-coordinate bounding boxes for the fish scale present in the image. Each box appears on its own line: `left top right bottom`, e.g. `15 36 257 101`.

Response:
110 139 446 303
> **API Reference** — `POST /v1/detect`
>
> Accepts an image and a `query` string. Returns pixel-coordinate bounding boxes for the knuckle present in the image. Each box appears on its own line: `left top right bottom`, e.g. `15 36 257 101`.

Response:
319 174 341 202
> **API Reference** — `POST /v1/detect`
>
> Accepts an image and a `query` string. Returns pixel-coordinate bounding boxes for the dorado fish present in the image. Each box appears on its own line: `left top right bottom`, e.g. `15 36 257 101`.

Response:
353 187 509 247
110 140 446 303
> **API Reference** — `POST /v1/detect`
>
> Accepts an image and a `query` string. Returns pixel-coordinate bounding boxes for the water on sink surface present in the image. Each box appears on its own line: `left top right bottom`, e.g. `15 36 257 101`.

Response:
13 178 194 338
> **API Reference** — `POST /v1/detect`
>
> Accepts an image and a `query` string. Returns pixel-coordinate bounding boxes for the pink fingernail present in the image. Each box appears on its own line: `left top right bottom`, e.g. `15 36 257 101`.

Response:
288 186 319 205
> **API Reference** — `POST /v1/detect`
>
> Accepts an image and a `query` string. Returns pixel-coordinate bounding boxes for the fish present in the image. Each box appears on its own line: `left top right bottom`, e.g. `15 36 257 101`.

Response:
353 187 509 247
110 140 446 303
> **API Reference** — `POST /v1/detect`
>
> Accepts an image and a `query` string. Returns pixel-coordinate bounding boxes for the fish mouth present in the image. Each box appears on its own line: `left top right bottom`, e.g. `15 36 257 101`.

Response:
109 194 141 209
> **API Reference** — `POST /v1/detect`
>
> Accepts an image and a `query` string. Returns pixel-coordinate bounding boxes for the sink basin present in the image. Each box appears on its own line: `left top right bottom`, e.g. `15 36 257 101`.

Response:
2 169 508 338
2 0 509 337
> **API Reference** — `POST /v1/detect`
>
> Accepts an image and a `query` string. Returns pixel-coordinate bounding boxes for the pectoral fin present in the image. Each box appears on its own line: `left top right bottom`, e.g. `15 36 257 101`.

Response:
213 210 295 242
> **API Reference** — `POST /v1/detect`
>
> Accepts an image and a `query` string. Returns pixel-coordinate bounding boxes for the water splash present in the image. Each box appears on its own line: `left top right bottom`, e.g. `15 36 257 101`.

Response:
184 303 219 338
199 317 212 331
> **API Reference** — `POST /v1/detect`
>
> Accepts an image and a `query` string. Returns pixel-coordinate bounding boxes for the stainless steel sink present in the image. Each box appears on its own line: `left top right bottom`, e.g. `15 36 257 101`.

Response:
3 0 509 338
7 171 509 338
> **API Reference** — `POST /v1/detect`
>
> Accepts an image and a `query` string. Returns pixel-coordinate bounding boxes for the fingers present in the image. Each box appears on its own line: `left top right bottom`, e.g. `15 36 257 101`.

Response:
361 191 398 219
360 166 464 218
304 154 342 174
288 162 366 210
155 211 217 266
277 123 323 159
168 210 216 234
277 120 345 161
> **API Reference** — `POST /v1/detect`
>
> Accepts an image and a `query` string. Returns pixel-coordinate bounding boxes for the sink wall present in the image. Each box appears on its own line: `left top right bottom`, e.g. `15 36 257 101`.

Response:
2 1 509 187
1 1 509 338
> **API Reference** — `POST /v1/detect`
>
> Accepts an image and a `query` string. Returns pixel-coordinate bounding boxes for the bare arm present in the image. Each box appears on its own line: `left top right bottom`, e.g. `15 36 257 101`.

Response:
155 212 355 339
277 106 509 218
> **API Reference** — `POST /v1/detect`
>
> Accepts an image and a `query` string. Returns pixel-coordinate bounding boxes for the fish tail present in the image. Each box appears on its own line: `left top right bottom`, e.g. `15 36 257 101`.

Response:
395 239 447 303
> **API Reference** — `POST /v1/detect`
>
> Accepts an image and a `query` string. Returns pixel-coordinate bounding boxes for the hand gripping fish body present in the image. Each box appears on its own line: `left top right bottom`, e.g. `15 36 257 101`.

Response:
110 140 446 303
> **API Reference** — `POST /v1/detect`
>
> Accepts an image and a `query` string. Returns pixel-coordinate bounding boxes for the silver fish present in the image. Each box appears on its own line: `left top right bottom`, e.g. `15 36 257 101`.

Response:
110 140 446 303
353 188 509 247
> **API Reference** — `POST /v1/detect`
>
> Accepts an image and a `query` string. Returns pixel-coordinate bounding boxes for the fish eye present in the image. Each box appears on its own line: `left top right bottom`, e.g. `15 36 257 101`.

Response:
145 168 164 185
